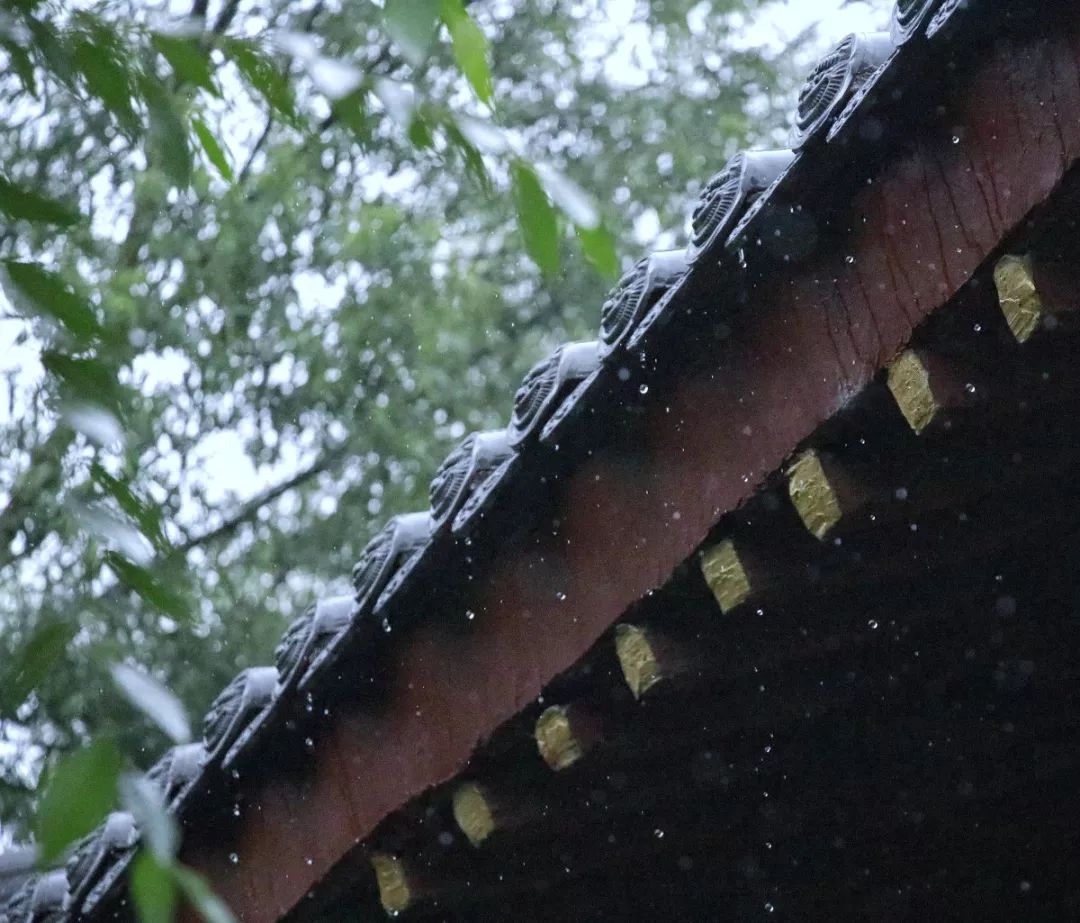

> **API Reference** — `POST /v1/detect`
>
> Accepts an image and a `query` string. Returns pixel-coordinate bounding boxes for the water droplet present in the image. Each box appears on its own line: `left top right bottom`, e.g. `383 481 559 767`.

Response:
973 323 982 332
868 619 879 630
845 255 855 264
556 591 566 601
228 853 239 865
653 828 664 838
965 382 976 394
381 617 392 633
639 383 649 395
304 737 315 752
894 487 908 500
765 902 775 913
305 857 314 866
232 804 241 817
995 595 1017 617
465 609 476 621
952 135 960 144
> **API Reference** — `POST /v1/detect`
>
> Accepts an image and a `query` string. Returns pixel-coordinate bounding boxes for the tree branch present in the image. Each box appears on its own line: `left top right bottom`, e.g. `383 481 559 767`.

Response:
237 115 274 185
174 441 350 555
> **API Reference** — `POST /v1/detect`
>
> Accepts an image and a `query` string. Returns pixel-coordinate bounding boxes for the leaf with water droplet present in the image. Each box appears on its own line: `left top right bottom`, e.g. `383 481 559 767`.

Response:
111 663 191 744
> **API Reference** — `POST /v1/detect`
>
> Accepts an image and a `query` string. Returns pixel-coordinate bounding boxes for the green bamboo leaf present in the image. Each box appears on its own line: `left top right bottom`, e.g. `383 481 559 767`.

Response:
72 32 138 133
226 40 297 123
42 352 122 410
111 664 191 744
119 773 179 862
104 553 189 622
192 117 234 181
383 0 439 67
90 464 165 550
3 261 99 342
0 619 76 716
130 851 178 923
511 161 559 276
442 118 491 191
173 866 236 923
440 0 492 104
141 75 192 189
2 40 37 94
534 163 598 228
36 738 121 863
153 34 218 96
576 224 619 280
0 179 80 227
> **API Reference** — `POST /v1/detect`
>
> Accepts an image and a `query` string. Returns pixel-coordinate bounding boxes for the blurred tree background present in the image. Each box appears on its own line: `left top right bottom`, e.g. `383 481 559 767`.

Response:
0 0 888 838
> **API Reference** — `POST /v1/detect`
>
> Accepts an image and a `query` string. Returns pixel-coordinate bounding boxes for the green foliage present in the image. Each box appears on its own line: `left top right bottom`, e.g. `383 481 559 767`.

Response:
35 738 121 863
384 0 441 66
131 852 179 923
0 179 80 227
511 161 560 275
441 0 493 103
0 619 76 717
0 2 818 914
111 664 192 743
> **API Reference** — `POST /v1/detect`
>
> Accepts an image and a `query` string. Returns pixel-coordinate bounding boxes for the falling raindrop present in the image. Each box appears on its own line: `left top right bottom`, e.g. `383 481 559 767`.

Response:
381 617 392 633
228 853 239 865
868 619 879 630
639 383 649 395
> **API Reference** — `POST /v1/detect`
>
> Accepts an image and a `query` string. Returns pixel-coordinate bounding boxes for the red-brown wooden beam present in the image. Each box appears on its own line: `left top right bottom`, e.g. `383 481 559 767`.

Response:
180 23 1080 923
